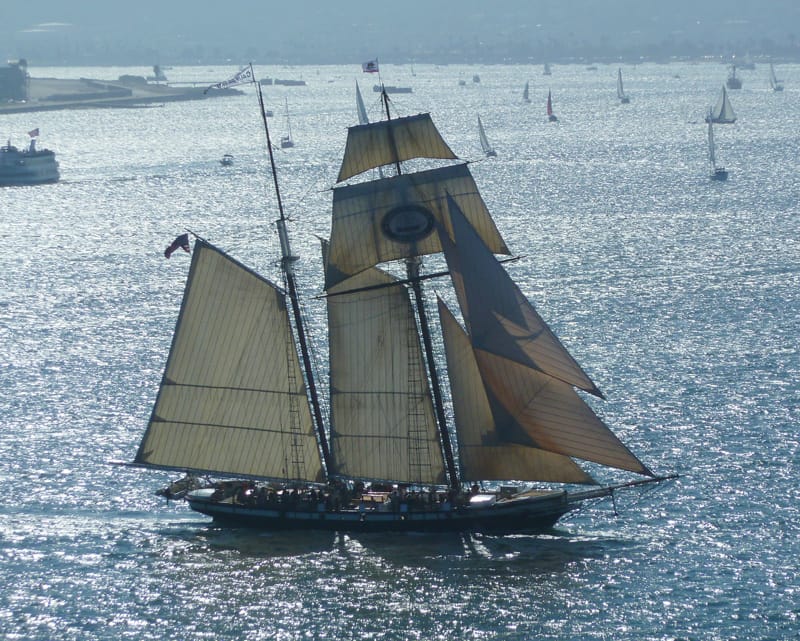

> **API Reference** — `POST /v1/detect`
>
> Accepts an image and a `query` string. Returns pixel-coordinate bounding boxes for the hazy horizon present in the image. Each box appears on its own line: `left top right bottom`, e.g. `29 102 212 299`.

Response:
3 1 799 66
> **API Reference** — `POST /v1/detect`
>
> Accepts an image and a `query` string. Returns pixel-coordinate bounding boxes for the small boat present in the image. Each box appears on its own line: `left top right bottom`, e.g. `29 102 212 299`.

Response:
705 86 737 124
459 79 467 87
708 120 728 182
523 81 530 103
280 97 294 148
546 90 558 122
0 134 59 186
373 85 412 94
273 79 306 86
477 116 497 157
617 68 630 104
769 63 784 92
472 74 480 83
726 65 742 90
132 82 675 536
220 154 234 166
543 63 552 76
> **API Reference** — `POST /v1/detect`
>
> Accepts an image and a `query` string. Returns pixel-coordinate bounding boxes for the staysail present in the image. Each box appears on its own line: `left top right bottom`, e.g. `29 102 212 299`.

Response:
438 198 652 475
439 300 596 484
326 260 446 485
134 239 324 483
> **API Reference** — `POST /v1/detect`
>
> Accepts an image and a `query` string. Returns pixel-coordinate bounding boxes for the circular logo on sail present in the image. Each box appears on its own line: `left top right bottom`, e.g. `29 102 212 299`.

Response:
381 205 435 243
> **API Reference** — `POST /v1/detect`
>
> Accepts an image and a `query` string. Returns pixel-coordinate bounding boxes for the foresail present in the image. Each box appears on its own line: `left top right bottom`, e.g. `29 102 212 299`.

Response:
134 240 324 483
337 113 457 182
438 195 603 397
439 300 595 484
327 259 446 485
325 163 508 289
712 86 736 123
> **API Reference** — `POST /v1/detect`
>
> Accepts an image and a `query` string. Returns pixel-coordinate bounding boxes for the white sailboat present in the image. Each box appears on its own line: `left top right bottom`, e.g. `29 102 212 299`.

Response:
705 86 737 124
617 68 630 104
477 116 497 157
133 81 674 535
708 119 728 181
769 63 784 92
280 97 294 148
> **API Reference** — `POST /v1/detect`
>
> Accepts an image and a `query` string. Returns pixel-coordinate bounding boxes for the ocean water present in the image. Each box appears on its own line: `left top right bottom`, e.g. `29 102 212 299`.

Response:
1 62 799 640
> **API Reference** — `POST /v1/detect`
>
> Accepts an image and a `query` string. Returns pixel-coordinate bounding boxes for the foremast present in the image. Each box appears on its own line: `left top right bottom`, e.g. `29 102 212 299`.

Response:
255 76 332 474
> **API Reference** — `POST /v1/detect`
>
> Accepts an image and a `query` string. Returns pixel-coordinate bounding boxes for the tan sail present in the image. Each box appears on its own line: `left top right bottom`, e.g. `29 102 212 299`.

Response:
438 198 652 475
325 163 508 289
438 194 602 397
327 262 446 485
474 348 650 474
439 299 595 484
135 240 324 483
337 113 457 182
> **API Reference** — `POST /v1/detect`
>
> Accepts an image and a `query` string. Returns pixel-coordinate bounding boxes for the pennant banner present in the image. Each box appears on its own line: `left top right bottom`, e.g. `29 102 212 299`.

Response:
204 67 254 94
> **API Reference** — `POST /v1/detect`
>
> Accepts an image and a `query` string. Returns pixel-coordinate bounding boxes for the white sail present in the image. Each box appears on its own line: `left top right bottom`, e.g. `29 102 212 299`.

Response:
708 120 718 167
327 260 446 485
477 116 496 157
438 201 652 475
617 68 629 103
438 194 602 397
337 113 457 182
708 86 736 124
439 300 596 484
325 162 509 289
135 240 324 482
355 82 369 125
769 63 784 91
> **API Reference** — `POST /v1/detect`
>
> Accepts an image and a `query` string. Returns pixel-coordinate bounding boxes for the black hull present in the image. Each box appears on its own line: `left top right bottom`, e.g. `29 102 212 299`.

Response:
186 491 576 535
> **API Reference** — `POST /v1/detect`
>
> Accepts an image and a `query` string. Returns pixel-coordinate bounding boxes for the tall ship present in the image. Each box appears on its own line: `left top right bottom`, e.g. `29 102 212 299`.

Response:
0 134 59 186
132 81 674 534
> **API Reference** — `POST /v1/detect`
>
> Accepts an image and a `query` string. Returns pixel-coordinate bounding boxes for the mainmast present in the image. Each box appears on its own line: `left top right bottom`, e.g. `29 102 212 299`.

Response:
379 87 460 490
255 75 332 473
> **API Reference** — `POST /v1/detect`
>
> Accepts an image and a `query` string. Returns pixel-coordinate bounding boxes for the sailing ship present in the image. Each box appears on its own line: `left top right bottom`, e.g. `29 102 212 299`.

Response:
280 97 294 148
707 119 728 182
543 63 552 76
523 81 531 103
133 84 674 534
726 65 742 90
546 90 558 122
477 116 497 157
0 134 59 186
705 86 737 124
769 63 784 92
617 68 630 104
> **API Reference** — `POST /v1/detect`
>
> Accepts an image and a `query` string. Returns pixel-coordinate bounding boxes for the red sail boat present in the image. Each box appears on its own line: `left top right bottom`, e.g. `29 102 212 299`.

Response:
546 90 558 122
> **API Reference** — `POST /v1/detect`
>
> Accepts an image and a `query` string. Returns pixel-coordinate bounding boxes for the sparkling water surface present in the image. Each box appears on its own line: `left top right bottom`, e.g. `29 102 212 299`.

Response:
1 63 799 640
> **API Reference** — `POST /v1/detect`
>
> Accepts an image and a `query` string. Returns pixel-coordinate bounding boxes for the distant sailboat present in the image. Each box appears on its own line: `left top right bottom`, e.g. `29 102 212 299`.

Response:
280 97 294 148
617 68 630 104
546 90 558 122
477 116 497 157
705 86 736 124
769 63 784 92
726 65 742 90
523 81 531 103
708 120 728 181
543 63 552 76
